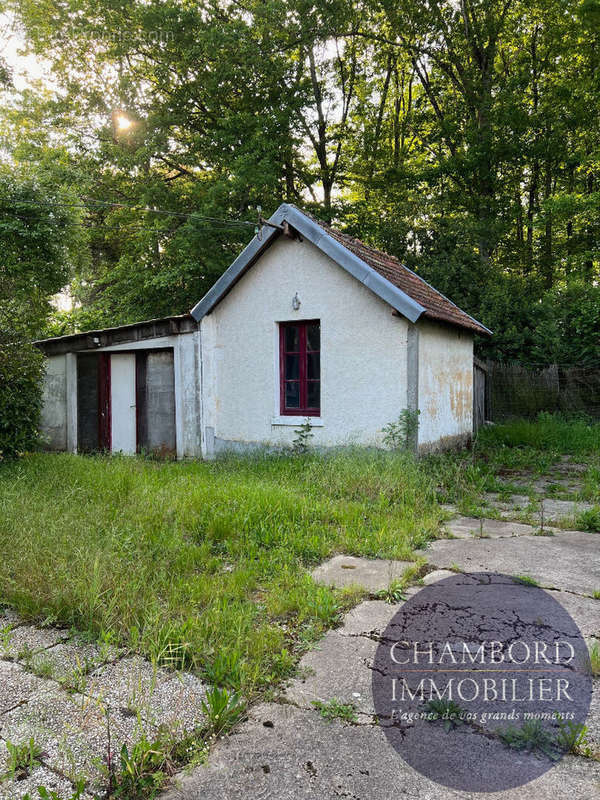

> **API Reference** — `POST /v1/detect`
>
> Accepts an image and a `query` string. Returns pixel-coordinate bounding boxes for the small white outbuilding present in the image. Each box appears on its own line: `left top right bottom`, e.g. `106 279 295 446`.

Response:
36 204 491 458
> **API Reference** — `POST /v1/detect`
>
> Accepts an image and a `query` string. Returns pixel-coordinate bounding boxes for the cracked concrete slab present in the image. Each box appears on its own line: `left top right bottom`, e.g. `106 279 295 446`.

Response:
0 686 145 790
423 531 600 595
311 554 414 592
544 590 600 639
25 640 120 684
285 630 377 717
162 701 600 800
0 626 69 661
0 661 49 715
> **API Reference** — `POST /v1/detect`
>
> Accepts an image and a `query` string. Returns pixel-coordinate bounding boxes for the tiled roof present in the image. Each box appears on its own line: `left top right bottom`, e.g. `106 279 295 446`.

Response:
301 208 490 336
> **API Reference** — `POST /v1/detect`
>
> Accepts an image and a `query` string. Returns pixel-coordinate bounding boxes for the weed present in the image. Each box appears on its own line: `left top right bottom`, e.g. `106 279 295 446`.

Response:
576 508 600 533
589 640 600 677
2 738 44 781
202 650 242 691
31 657 55 680
201 687 246 737
376 579 406 604
497 720 558 760
312 698 358 724
554 713 592 756
292 420 313 455
382 409 420 451
24 781 86 800
592 591 600 600
425 699 466 732
111 737 173 799
533 527 554 536
512 575 539 587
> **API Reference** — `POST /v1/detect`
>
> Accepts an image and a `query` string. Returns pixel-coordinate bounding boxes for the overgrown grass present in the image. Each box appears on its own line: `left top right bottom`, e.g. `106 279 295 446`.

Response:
0 449 440 698
476 413 600 456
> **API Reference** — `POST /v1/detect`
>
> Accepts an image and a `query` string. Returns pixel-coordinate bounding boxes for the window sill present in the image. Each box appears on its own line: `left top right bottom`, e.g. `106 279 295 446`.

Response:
271 416 324 427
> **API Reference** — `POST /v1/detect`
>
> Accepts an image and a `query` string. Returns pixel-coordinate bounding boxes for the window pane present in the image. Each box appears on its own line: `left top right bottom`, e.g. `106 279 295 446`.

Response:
285 354 299 380
285 381 300 408
307 381 320 409
284 326 299 352
306 324 320 352
307 352 320 380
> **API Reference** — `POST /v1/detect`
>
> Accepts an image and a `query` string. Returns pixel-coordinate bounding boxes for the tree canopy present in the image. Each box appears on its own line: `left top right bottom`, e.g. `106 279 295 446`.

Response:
2 0 599 362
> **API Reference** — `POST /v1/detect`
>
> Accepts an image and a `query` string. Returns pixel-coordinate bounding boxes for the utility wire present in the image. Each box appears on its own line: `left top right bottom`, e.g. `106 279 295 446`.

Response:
0 196 257 227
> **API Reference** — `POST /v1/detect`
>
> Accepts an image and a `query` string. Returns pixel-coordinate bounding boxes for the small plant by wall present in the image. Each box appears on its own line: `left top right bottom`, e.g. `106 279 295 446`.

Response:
382 409 420 451
292 419 313 454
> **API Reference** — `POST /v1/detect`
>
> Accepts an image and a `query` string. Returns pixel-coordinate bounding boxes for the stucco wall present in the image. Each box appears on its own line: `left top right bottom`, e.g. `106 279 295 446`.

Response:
203 236 409 450
40 355 67 450
417 319 474 450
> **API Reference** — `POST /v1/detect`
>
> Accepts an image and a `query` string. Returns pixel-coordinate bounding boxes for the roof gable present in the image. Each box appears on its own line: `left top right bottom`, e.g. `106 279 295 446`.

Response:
190 204 491 336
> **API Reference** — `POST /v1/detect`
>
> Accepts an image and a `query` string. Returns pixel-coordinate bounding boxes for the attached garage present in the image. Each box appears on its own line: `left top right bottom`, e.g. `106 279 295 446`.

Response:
36 315 201 459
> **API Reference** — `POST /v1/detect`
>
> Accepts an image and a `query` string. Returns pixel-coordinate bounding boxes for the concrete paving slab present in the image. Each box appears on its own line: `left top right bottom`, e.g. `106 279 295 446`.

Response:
85 656 207 736
0 661 49 715
422 568 456 585
311 555 413 592
84 656 166 715
544 590 600 639
423 531 600 595
0 765 75 800
0 626 69 661
285 630 377 716
0 686 143 789
445 516 553 539
542 497 594 522
333 600 397 638
0 609 22 629
25 641 119 684
141 672 208 736
586 680 600 749
161 701 600 800
485 493 534 511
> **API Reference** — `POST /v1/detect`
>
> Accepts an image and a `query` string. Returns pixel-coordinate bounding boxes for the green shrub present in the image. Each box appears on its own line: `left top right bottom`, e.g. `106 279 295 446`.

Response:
0 333 44 460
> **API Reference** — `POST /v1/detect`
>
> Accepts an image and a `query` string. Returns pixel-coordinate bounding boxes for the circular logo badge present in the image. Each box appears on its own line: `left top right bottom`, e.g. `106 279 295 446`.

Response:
371 572 592 792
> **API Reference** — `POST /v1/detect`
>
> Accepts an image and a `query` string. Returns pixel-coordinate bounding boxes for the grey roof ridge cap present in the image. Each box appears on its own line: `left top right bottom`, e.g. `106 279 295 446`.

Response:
280 205 425 323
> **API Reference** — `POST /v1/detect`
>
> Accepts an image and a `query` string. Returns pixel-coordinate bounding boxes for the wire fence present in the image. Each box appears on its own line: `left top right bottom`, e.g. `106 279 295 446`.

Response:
476 360 600 423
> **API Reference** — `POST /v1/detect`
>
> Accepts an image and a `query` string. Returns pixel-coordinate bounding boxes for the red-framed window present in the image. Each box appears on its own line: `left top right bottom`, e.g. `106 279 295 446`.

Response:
279 320 320 416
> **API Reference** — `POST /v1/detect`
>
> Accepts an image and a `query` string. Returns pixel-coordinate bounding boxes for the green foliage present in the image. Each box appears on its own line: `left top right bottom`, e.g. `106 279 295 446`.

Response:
375 579 407 604
382 409 420 451
26 780 86 800
589 640 600 678
512 575 539 587
201 688 246 737
292 420 314 455
312 698 358 724
0 0 597 363
554 713 592 756
0 449 441 698
497 720 559 760
425 699 466 732
576 508 600 533
111 738 172 800
2 738 43 781
0 330 44 459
